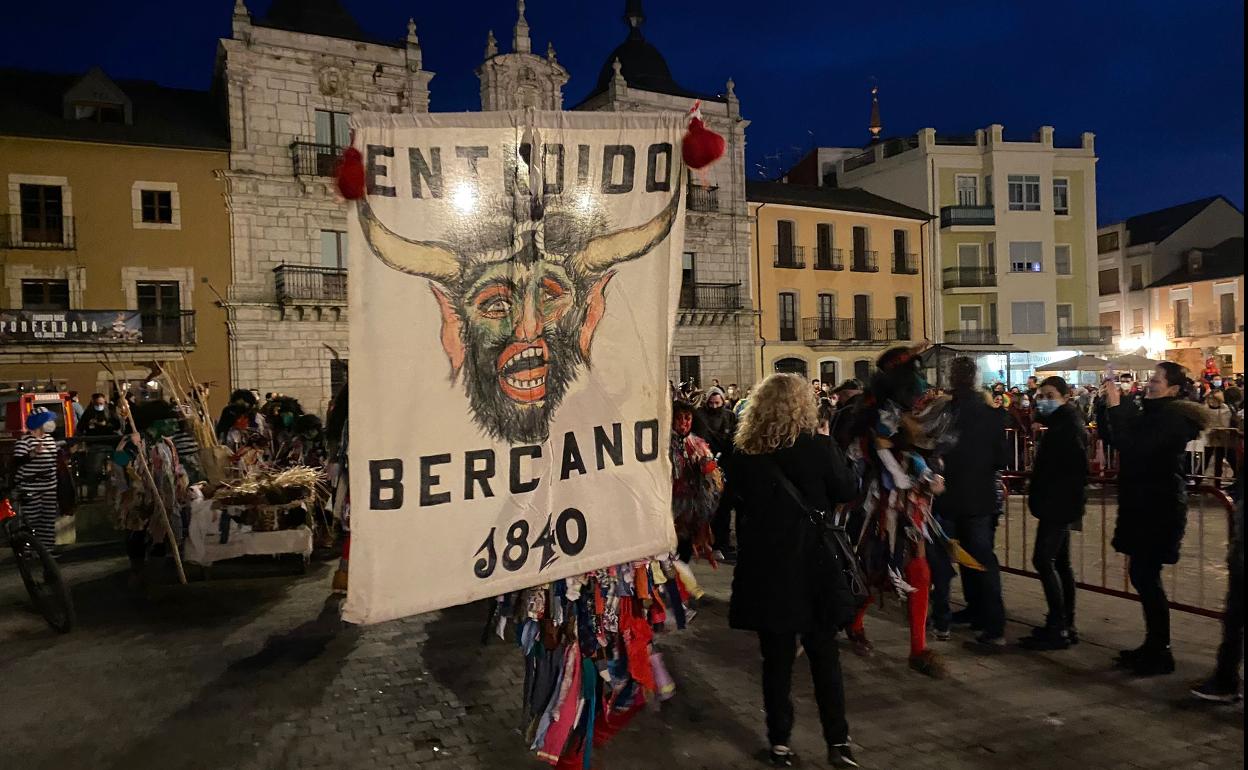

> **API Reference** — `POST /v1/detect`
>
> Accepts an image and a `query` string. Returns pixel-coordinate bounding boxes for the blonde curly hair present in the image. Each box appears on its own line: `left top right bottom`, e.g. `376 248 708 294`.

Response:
735 373 818 455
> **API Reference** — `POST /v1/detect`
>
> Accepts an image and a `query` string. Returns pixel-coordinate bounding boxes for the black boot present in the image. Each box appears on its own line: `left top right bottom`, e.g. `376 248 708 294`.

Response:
828 744 860 768
1130 646 1176 676
1019 625 1070 651
1114 644 1148 667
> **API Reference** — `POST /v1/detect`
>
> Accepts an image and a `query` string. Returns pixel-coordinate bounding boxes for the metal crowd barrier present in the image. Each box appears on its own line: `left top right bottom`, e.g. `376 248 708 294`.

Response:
997 469 1236 619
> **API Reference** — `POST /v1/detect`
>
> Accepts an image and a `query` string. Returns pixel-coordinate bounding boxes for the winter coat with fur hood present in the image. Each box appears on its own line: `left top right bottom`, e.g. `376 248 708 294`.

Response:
1109 397 1211 564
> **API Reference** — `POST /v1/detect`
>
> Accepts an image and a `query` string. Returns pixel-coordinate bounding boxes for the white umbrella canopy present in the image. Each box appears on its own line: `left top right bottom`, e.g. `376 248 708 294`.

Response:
1034 353 1112 372
1109 352 1162 370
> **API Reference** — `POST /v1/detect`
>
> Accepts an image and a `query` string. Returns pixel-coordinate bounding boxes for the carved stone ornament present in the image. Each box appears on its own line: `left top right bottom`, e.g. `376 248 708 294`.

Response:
317 65 346 97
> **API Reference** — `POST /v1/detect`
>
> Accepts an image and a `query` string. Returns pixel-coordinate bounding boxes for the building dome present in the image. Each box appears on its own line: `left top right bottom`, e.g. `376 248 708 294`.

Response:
584 1 721 103
594 27 677 94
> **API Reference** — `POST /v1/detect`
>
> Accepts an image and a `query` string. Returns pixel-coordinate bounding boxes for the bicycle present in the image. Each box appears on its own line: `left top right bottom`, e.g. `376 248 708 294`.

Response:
1 495 76 633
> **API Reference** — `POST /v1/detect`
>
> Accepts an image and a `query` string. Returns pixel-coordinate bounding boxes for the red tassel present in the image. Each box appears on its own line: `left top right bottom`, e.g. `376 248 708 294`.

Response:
336 146 366 200
682 116 725 170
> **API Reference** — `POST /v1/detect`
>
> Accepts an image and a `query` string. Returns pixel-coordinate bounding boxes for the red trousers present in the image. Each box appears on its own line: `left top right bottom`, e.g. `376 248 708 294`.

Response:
849 554 930 657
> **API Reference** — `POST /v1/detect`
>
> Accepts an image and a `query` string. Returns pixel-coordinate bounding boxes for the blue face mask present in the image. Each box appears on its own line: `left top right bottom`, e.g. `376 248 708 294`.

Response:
1035 398 1060 417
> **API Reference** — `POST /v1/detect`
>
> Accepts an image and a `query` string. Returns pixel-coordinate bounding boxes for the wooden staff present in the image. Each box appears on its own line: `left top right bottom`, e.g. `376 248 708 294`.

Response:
101 354 188 585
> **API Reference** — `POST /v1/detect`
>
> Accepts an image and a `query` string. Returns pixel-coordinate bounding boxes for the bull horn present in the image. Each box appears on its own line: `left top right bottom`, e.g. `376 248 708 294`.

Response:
572 182 683 274
358 199 459 283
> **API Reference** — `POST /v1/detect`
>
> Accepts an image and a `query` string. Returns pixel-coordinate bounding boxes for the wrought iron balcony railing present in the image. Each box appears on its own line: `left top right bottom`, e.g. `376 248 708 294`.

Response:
814 247 843 271
678 282 741 310
891 252 919 274
773 245 805 268
801 317 900 344
290 141 346 177
849 250 878 273
1 214 76 249
687 185 719 212
275 264 347 303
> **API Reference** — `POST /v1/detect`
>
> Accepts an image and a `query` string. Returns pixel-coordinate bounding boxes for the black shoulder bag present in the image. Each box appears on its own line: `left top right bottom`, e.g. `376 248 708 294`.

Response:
769 460 868 631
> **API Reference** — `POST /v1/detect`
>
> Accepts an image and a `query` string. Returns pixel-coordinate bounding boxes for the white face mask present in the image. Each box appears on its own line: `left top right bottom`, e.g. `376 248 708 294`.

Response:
94 404 106 411
41 422 57 435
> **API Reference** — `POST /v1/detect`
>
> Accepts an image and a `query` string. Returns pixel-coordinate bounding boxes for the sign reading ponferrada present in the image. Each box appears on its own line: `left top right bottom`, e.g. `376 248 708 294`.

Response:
0 310 143 343
343 111 685 624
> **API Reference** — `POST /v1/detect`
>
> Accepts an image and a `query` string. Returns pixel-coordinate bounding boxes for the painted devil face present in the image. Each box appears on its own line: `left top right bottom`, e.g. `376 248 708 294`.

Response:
360 185 681 444
459 256 584 442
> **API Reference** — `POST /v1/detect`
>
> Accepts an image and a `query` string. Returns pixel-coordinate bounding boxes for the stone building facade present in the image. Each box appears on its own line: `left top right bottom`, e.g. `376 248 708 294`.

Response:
477 1 569 112
216 0 754 410
214 0 432 412
571 5 757 390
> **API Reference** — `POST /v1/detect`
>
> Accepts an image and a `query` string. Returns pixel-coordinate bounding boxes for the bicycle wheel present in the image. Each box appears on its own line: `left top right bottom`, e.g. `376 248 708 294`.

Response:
11 532 76 633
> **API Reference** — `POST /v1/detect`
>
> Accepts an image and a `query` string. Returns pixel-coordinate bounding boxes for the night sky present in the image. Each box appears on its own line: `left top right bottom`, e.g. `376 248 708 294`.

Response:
4 0 1242 224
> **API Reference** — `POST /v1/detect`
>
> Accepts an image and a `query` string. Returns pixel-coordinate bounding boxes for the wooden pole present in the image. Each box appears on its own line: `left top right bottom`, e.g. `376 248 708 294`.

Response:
102 355 188 585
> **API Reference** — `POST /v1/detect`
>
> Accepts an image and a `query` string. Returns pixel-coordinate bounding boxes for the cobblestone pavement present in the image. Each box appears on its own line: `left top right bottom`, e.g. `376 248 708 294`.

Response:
0 545 1242 770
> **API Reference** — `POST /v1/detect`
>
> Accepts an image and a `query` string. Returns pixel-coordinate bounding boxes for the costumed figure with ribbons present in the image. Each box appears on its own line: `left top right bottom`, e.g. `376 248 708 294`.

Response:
216 389 268 456
841 346 964 678
488 403 721 768
493 556 694 769
669 399 723 601
262 396 307 466
113 400 190 582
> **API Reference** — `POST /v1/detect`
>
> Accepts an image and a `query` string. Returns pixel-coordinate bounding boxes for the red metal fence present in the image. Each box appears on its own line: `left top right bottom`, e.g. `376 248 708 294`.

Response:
997 427 1238 618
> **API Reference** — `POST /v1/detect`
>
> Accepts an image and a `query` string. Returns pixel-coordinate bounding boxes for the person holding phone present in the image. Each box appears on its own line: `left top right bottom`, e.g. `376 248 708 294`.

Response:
1106 362 1210 675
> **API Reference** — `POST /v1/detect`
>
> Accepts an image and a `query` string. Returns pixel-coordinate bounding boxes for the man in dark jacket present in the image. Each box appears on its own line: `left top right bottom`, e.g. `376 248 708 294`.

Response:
695 387 739 556
78 393 121 501
1020 376 1088 650
935 357 1008 646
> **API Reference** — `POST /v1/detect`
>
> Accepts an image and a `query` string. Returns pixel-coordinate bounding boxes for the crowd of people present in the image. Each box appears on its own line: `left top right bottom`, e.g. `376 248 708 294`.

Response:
11 384 344 584
668 351 1243 768
9 358 1242 767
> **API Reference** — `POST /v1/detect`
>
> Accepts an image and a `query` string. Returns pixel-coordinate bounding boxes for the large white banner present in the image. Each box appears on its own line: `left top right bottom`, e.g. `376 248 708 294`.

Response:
344 111 685 624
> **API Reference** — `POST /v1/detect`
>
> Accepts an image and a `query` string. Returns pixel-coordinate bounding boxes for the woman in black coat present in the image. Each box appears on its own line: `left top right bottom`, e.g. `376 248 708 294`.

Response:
1106 362 1210 675
726 374 859 768
1021 376 1088 650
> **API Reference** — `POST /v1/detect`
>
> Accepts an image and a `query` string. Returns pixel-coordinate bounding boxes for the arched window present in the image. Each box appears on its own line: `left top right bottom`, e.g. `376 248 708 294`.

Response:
774 357 809 377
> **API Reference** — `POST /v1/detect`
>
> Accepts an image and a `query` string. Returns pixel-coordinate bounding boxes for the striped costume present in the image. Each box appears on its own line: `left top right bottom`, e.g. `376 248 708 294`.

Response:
13 432 59 548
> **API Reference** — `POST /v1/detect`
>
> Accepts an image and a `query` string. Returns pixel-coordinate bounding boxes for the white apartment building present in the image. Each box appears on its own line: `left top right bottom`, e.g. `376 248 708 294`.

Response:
829 125 1101 382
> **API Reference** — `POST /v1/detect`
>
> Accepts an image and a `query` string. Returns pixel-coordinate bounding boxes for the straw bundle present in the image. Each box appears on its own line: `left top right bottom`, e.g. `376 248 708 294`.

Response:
215 465 326 507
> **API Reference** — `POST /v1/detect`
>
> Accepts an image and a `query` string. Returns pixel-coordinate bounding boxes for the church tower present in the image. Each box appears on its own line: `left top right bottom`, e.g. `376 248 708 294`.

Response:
477 1 569 110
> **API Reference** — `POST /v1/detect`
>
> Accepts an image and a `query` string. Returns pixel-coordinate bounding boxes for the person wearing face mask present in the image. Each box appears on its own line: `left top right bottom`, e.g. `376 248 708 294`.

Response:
1020 376 1088 650
13 410 61 549
1202 391 1237 485
695 387 739 558
1106 362 1212 675
78 393 122 501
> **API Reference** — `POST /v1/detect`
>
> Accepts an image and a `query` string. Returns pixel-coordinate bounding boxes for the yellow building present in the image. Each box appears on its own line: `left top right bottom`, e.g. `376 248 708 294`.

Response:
1148 238 1244 374
747 182 932 384
0 67 231 403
